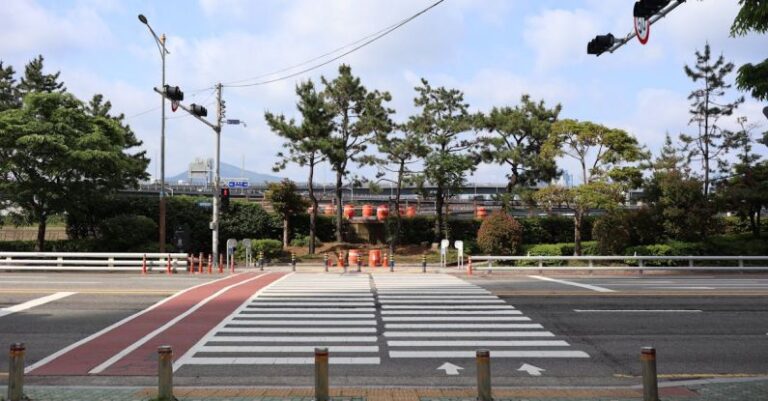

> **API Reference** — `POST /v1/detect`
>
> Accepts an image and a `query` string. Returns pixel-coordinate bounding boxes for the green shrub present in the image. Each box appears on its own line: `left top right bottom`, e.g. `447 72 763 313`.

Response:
252 239 283 259
98 214 157 251
593 212 631 255
291 214 345 243
290 234 322 248
476 212 523 256
703 234 768 256
0 239 99 252
518 243 562 266
625 241 704 266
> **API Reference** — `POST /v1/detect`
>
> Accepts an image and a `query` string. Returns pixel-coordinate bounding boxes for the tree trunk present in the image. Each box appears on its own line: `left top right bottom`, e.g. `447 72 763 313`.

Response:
434 187 444 242
573 210 582 256
335 170 344 242
283 218 289 248
307 156 317 254
36 212 47 252
391 160 405 255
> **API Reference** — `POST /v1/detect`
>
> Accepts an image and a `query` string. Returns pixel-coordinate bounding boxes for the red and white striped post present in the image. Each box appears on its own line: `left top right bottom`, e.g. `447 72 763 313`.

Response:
166 254 172 275
142 254 147 275
467 256 473 276
208 255 212 274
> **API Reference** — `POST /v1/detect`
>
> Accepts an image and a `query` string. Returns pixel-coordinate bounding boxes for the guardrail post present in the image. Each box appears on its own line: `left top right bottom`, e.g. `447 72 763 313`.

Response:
166 254 172 275
108 256 115 269
291 252 296 272
57 256 63 268
588 258 594 274
157 345 173 401
422 254 427 273
738 257 744 274
476 349 492 401
314 347 329 401
8 343 26 401
638 258 644 275
641 347 659 401
689 258 694 268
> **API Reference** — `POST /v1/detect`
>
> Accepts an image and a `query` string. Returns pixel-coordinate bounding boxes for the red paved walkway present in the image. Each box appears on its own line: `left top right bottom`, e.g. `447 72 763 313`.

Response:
29 272 283 376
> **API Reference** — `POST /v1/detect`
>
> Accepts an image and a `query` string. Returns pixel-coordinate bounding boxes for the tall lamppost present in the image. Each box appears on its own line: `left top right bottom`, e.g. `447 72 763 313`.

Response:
138 13 169 253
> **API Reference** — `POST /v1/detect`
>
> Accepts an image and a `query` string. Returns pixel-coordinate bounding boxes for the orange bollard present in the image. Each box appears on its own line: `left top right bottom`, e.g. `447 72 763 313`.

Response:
197 252 203 274
467 256 473 276
382 252 389 270
142 254 147 275
208 255 213 274
219 254 224 274
231 255 235 273
166 254 172 275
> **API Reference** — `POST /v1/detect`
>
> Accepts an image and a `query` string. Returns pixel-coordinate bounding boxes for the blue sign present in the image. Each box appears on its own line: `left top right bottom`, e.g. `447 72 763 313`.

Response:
228 181 249 188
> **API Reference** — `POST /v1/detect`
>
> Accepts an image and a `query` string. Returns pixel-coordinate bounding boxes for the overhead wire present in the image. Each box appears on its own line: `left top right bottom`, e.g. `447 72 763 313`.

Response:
223 0 445 88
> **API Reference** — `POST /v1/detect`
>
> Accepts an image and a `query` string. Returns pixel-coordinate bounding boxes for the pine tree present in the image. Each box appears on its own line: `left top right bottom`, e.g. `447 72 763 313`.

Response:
18 55 66 96
0 61 19 112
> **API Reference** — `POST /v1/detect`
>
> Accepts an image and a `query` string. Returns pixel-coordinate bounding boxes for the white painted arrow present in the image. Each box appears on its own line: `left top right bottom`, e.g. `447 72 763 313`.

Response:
437 362 463 375
517 363 545 376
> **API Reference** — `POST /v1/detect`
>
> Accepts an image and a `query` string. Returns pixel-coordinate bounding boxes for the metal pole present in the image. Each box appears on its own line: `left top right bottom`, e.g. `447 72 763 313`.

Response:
641 347 659 401
211 83 222 270
476 349 492 401
159 34 167 253
314 347 329 401
422 253 427 273
158 345 173 401
8 343 25 401
292 252 296 272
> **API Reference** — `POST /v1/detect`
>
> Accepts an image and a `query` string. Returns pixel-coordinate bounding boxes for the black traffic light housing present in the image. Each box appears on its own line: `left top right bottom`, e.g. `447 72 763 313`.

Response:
220 187 230 211
587 34 615 56
163 85 184 101
633 0 670 18
190 103 208 117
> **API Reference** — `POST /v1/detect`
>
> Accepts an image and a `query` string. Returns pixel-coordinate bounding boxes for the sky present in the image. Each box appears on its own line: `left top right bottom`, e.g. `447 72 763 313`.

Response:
1 0 766 185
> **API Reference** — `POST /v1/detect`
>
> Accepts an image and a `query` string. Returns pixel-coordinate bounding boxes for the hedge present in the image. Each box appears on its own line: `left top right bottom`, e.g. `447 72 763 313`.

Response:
517 241 597 266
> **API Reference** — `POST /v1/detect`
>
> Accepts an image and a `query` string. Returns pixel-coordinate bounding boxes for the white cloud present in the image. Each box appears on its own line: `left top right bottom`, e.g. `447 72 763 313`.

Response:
523 8 599 71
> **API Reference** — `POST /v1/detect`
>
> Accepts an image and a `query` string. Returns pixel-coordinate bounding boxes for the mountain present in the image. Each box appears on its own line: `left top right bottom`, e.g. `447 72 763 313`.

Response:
167 162 284 185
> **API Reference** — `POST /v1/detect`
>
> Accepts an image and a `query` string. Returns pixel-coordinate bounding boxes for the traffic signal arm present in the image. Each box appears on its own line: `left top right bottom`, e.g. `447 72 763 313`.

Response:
153 87 219 131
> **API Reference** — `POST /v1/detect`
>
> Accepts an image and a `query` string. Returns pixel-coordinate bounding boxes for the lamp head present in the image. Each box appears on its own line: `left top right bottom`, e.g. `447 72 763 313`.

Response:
138 14 148 24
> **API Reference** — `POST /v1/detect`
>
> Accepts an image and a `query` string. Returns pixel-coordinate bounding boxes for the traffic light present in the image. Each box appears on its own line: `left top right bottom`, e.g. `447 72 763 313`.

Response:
633 0 670 18
163 85 184 101
190 103 208 117
220 187 230 211
587 34 615 56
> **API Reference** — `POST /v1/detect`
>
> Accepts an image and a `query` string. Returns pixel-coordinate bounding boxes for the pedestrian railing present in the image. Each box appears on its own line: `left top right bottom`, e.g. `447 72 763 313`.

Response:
467 255 768 274
0 252 188 272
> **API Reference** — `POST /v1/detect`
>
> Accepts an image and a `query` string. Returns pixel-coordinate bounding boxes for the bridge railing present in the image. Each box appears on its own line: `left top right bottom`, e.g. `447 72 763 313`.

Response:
0 252 189 272
468 255 768 272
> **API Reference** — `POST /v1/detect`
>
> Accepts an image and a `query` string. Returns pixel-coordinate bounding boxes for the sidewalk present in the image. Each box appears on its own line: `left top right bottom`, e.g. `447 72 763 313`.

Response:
4 379 767 401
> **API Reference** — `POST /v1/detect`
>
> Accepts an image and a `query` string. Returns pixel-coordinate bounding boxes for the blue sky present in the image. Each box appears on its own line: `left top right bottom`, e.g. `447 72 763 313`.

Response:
1 0 766 184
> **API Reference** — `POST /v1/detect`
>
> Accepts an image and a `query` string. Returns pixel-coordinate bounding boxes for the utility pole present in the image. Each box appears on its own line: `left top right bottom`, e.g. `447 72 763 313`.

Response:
212 83 223 269
159 33 167 253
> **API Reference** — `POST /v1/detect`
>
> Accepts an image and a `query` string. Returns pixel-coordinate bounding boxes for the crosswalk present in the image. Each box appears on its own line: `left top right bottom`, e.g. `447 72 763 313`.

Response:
175 272 587 369
176 274 381 367
374 274 589 359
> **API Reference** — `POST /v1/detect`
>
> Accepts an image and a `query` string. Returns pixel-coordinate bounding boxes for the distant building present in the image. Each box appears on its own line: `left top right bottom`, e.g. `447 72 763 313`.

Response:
188 158 213 186
552 171 574 188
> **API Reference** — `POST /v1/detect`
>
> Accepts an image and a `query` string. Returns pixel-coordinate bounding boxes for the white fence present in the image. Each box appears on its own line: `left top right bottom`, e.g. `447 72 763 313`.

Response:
0 252 189 272
468 255 768 272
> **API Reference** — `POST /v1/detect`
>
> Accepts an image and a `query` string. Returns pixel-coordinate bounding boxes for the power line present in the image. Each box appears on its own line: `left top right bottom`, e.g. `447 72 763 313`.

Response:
224 0 445 88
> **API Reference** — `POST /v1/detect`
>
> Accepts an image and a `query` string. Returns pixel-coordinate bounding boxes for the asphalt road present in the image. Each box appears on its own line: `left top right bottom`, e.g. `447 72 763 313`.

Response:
0 271 766 387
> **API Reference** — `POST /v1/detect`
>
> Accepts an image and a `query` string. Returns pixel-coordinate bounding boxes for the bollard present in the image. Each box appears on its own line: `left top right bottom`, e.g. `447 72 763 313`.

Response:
157 345 174 401
187 254 193 274
142 254 147 274
219 254 224 274
259 251 264 271
166 254 172 275
422 254 427 273
324 253 329 273
467 256 473 276
208 254 213 274
357 258 362 273
230 252 236 273
8 343 25 401
314 347 329 401
476 349 492 401
198 252 203 274
389 254 395 272
641 347 659 401
291 252 296 272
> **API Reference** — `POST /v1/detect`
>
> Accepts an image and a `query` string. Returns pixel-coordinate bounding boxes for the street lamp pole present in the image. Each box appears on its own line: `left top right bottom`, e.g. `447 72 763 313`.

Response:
139 14 169 253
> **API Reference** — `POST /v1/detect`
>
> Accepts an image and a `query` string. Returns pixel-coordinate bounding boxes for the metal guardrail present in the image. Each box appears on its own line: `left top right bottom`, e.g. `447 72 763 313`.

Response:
0 252 189 272
468 255 768 272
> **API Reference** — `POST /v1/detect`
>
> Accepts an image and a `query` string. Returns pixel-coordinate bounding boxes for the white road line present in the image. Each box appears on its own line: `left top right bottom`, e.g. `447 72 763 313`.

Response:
379 300 505 304
238 314 375 318
381 310 520 315
183 357 380 365
389 350 589 358
382 305 514 310
387 340 570 347
378 295 498 299
0 292 76 318
385 323 543 329
26 273 251 374
245 307 376 312
229 319 376 325
207 336 377 342
377 291 491 294
198 345 379 353
249 302 374 306
384 331 555 337
219 327 376 333
574 309 703 313
382 316 530 321
253 297 373 302
0 281 101 285
528 275 615 293
88 274 271 374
